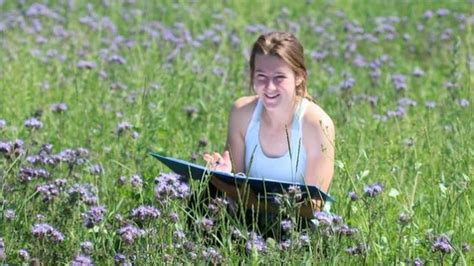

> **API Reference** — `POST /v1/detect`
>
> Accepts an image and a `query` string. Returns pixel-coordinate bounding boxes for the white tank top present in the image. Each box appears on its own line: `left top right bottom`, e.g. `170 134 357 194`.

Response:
244 97 309 184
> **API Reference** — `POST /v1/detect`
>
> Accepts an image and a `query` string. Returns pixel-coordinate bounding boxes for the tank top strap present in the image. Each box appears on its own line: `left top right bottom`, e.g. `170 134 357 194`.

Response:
251 98 263 124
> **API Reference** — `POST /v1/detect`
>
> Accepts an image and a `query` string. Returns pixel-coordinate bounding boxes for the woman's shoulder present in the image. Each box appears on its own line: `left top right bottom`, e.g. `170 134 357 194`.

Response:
228 95 258 134
232 95 258 110
301 100 335 138
230 95 259 119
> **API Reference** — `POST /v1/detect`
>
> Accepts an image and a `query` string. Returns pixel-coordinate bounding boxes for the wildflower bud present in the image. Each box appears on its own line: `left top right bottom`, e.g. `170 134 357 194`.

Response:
348 191 359 201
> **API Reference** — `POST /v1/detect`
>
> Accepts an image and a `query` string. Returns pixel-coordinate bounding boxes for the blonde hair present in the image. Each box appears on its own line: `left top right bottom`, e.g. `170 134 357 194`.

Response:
249 31 312 101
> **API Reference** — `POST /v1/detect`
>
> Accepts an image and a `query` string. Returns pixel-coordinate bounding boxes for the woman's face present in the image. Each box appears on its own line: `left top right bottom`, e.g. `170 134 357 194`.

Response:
253 54 300 111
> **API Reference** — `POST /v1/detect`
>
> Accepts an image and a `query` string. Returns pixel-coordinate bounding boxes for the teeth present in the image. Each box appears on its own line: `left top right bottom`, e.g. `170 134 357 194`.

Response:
265 94 279 99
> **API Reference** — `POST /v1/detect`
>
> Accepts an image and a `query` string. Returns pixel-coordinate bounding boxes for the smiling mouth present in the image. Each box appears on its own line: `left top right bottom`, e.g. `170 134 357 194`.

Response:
265 94 279 99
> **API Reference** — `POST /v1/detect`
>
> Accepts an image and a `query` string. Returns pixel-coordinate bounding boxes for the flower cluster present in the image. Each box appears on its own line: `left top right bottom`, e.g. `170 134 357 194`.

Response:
71 254 94 266
24 117 43 129
130 205 161 221
67 183 99 205
431 234 453 254
0 139 25 159
154 172 190 202
81 206 107 228
363 183 384 197
118 225 145 245
31 223 65 243
245 232 267 253
19 167 50 183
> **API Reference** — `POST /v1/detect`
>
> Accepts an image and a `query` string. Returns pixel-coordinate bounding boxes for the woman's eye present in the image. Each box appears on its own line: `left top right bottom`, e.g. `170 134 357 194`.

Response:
275 76 286 80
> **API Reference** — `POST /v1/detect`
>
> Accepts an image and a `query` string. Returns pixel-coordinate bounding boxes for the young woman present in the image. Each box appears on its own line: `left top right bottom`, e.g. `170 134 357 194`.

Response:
204 31 335 220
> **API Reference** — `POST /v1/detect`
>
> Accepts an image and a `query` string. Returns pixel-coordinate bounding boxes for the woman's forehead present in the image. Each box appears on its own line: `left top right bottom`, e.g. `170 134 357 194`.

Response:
254 54 292 73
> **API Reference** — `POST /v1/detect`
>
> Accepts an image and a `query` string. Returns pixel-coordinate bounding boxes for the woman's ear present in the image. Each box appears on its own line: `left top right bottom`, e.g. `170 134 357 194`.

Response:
296 75 304 87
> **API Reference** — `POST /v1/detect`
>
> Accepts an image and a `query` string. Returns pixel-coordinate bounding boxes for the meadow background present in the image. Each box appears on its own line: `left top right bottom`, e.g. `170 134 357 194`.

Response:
0 0 472 264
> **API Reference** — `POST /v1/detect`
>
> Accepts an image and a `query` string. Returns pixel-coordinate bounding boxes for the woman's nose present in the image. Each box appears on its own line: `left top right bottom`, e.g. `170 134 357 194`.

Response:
265 80 277 91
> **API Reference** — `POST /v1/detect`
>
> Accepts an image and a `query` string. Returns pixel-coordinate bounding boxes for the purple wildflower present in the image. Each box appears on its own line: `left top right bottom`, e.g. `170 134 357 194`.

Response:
116 122 133 135
0 119 5 129
36 214 46 222
457 98 469 107
437 8 450 17
110 82 127 91
31 223 65 242
425 101 436 109
245 232 267 253
348 191 359 201
313 211 333 226
50 103 68 113
183 241 196 252
281 219 292 232
26 3 60 19
340 74 355 90
5 209 16 221
345 243 366 255
199 217 214 232
108 54 126 65
279 239 292 251
130 205 160 221
202 247 223 264
173 229 186 241
71 254 94 266
183 106 198 118
299 234 310 246
154 172 190 201
462 243 470 253
398 212 410 225
403 138 415 147
0 238 4 260
423 10 433 19
432 234 453 254
57 147 89 166
444 81 456 90
110 176 123 188
77 60 96 69
88 164 104 175
130 175 143 187
114 253 127 264
81 206 106 228
36 182 60 202
391 74 407 91
352 54 367 68
24 117 43 129
67 183 98 205
208 197 228 215
287 185 302 201
337 224 358 236
311 50 328 61
230 226 245 240
169 212 179 223
332 214 343 225
398 97 416 107
363 182 384 197
412 67 425 77
118 225 144 245
18 249 30 261
80 241 93 254
413 257 424 266
386 106 406 119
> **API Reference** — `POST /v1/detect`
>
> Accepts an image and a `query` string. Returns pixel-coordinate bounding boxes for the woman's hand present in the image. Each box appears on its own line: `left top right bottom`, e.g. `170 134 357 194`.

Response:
203 151 232 173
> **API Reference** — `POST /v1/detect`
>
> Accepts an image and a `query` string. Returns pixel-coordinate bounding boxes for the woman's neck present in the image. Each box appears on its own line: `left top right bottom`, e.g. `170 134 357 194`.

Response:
261 97 301 129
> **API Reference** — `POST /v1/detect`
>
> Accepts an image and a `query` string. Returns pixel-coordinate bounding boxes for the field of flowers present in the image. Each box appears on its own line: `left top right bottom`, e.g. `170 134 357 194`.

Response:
0 0 472 265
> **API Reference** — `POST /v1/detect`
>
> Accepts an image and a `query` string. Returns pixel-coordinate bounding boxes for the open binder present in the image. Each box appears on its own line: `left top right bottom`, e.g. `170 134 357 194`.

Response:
150 152 334 202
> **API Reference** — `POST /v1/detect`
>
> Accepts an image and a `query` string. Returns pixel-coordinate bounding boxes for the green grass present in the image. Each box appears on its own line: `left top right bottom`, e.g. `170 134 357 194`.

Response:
0 0 472 264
